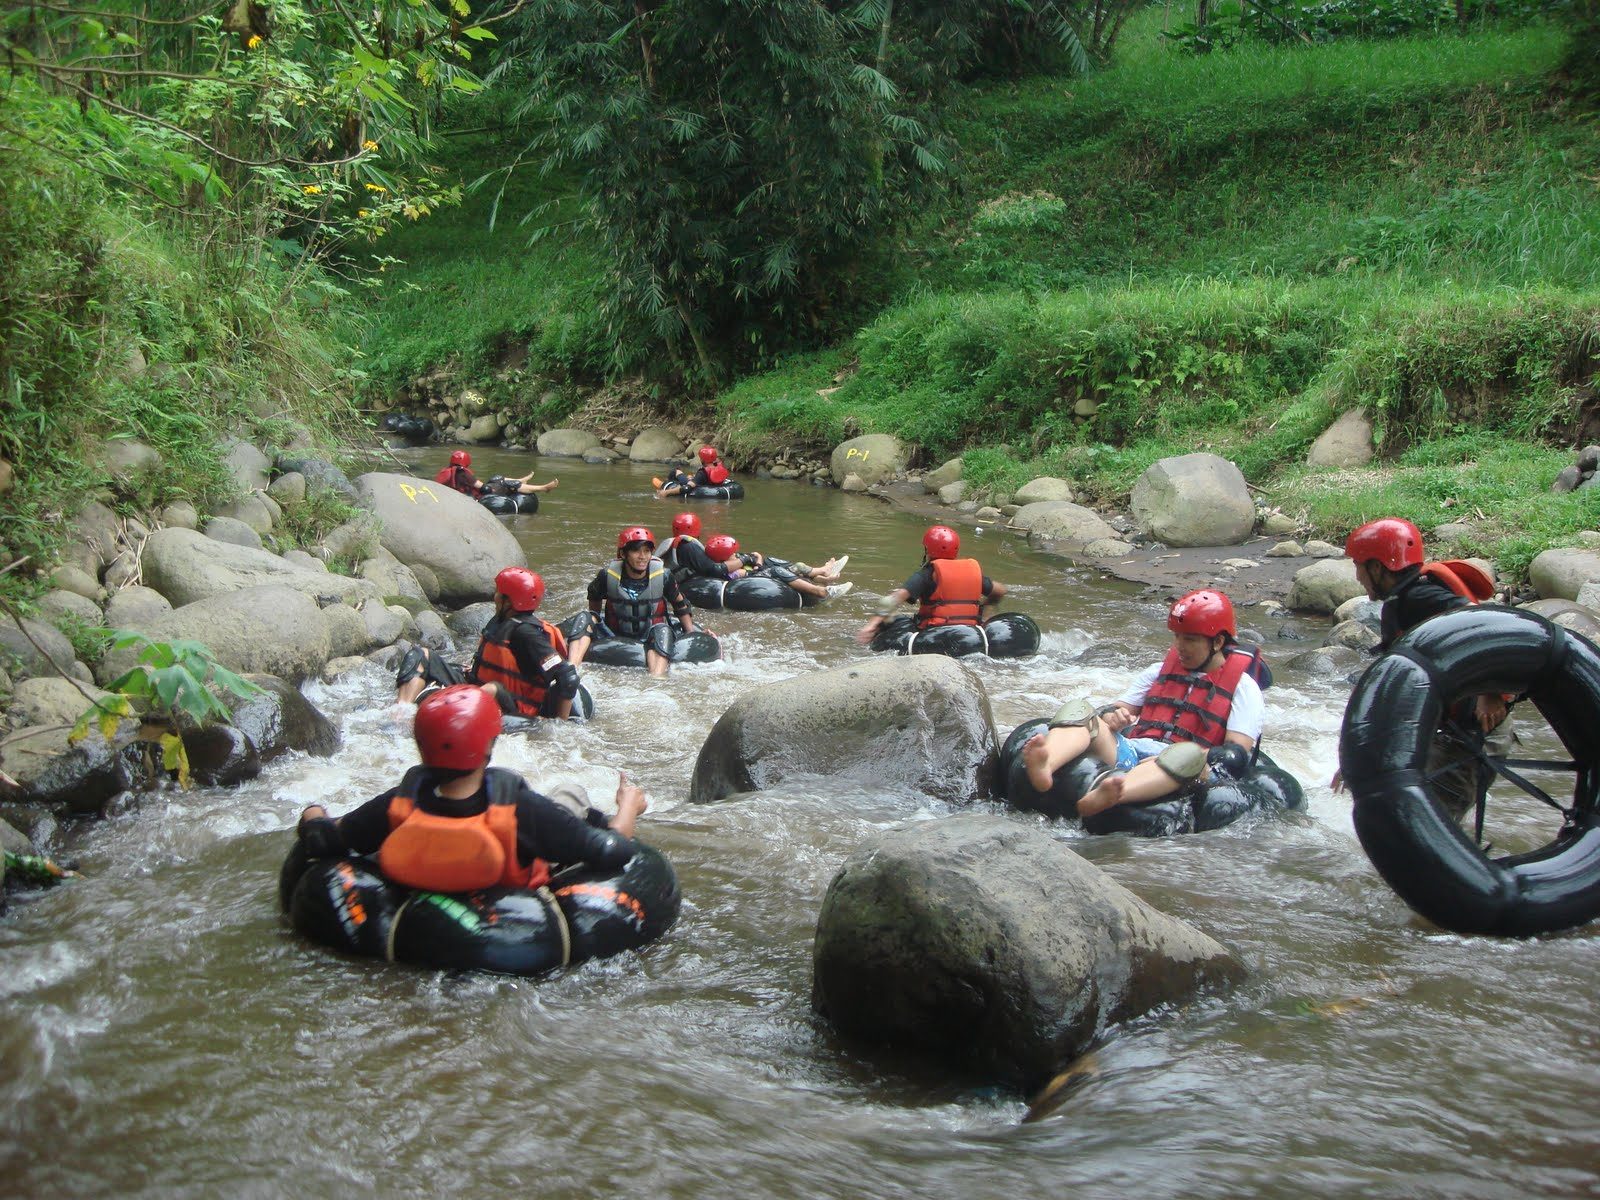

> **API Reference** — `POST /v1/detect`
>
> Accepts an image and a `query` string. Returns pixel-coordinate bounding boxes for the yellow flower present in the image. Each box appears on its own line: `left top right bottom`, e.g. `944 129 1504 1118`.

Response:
363 183 387 193
246 34 262 49
358 209 370 217
362 139 379 152
302 184 322 195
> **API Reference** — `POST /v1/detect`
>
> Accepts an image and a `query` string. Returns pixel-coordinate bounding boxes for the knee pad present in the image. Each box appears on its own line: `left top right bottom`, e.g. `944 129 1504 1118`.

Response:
1206 743 1252 782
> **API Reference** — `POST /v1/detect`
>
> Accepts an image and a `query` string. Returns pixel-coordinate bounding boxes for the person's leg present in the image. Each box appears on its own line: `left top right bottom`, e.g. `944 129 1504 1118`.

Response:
645 646 669 677
644 623 674 678
1077 742 1208 817
1022 701 1121 792
567 635 592 666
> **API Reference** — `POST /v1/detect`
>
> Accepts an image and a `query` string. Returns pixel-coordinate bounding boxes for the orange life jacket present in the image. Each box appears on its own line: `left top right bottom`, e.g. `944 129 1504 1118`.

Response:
470 616 567 718
378 766 550 892
434 465 476 496
1128 644 1263 749
1421 559 1494 602
916 558 984 628
704 463 730 486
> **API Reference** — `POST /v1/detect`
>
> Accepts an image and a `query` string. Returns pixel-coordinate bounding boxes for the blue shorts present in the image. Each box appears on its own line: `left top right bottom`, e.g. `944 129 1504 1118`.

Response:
1112 734 1171 772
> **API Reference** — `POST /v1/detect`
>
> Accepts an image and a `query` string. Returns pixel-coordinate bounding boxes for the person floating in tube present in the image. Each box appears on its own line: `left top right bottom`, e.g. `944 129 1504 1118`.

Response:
656 445 731 497
435 449 558 500
660 512 852 601
395 566 581 720
855 525 1007 646
1019 589 1269 819
1333 517 1512 822
296 687 646 894
567 526 698 678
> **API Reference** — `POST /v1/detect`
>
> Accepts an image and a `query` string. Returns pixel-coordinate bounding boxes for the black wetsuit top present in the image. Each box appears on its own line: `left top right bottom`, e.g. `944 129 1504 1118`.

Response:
899 563 996 602
666 538 732 581
301 767 630 872
469 612 579 707
1379 568 1471 651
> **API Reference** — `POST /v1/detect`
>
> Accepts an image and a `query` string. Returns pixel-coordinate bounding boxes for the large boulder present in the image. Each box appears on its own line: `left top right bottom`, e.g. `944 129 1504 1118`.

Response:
225 674 340 761
104 586 173 631
922 457 964 494
143 527 377 607
1286 558 1365 614
68 501 123 569
1520 598 1600 642
1306 409 1375 468
38 589 104 630
358 549 429 606
204 516 263 550
1529 548 1600 602
1014 476 1074 505
536 428 602 458
322 602 376 658
8 676 110 729
221 439 272 493
97 586 333 684
353 473 526 604
1009 501 1119 546
275 453 358 501
1 724 139 816
1130 453 1255 547
267 471 307 505
812 815 1245 1090
103 438 163 479
629 427 683 462
830 434 910 488
689 656 998 805
219 494 277 535
0 614 77 681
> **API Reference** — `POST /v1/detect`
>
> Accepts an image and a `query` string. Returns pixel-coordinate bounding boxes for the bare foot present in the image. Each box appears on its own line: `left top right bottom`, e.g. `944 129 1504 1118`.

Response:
1022 733 1054 793
1077 773 1125 818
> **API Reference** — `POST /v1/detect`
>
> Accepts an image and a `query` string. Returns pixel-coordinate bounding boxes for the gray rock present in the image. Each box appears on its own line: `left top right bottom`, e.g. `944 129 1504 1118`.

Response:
97 586 333 685
1520 598 1600 642
353 472 526 605
689 656 998 805
358 549 428 605
1432 522 1473 543
1302 539 1343 559
281 549 327 572
582 446 620 463
812 815 1244 1089
447 602 496 641
0 816 36 857
225 674 339 761
1265 541 1303 557
8 676 110 729
388 604 420 642
1282 644 1368 680
839 473 869 493
321 656 371 683
937 481 966 505
0 614 77 681
1010 501 1119 546
320 515 381 562
268 471 307 505
1325 619 1380 652
413 609 453 653
1307 409 1375 468
629 427 683 462
102 553 140 591
1259 512 1299 536
1286 558 1365 614
1551 465 1582 494
1083 538 1136 557
50 564 104 602
361 598 406 646
1130 453 1255 547
160 500 200 530
1 724 139 816
830 434 910 488
144 528 377 607
37 589 104 630
218 494 276 535
769 465 800 480
1529 548 1600 601
1576 581 1600 612
104 585 173 632
536 428 602 457
922 457 964 493
103 438 163 478
409 561 441 602
68 501 122 568
221 440 272 493
322 603 376 658
275 454 358 501
1013 476 1074 505
204 516 264 550
180 723 261 786
975 506 1003 522
464 414 503 443
1333 596 1383 630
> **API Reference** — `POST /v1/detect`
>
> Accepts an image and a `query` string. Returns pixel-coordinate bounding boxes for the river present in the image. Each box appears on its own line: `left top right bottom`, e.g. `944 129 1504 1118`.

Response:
3 448 1597 1198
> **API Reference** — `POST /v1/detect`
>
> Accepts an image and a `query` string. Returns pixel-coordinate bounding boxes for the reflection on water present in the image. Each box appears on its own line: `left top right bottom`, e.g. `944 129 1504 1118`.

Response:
3 450 1597 1198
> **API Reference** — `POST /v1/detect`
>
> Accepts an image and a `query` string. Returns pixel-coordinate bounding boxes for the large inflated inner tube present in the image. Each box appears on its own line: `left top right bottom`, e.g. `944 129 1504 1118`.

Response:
684 482 746 501
871 613 1041 659
1340 605 1600 937
478 491 538 516
557 612 722 667
678 574 806 612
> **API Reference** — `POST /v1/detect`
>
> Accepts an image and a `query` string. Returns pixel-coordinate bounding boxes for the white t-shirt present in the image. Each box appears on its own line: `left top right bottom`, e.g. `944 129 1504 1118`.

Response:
1118 661 1265 743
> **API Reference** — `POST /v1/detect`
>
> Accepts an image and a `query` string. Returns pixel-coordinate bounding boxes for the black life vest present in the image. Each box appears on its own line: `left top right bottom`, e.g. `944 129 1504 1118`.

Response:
602 558 668 638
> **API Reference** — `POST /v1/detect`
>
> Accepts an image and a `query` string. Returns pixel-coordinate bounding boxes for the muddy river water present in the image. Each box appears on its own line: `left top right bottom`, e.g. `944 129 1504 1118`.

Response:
3 449 1597 1198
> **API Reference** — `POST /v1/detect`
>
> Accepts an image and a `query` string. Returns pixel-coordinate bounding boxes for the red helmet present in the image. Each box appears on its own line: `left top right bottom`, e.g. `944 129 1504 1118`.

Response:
672 512 702 539
495 566 544 612
414 685 501 770
618 525 655 551
1345 518 1423 571
1168 589 1236 639
923 525 960 560
698 446 719 465
449 450 471 468
706 534 739 563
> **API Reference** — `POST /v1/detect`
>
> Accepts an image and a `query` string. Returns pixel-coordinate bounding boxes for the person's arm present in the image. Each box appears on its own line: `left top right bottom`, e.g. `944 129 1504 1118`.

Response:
856 587 914 645
982 578 1007 611
519 788 636 871
586 570 607 616
664 575 695 633
1222 672 1264 752
297 790 397 857
513 624 579 718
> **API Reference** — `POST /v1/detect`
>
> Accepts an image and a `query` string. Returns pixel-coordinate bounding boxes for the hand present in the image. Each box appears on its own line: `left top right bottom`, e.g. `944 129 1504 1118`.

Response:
1102 707 1136 733
750 551 765 567
855 617 883 646
1475 694 1508 733
615 778 648 818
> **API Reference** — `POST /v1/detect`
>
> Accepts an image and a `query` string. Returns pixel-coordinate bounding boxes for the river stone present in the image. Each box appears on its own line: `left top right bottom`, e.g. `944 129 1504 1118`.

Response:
321 656 371 683
1333 596 1383 631
268 471 307 505
689 656 998 805
975 506 1003 523
937 481 966 505
320 515 380 562
1265 541 1303 557
409 562 441 602
922 457 964 493
462 414 502 444
1325 619 1380 652
225 674 340 761
221 439 272 492
50 564 104 602
182 723 262 787
353 472 526 604
143 528 377 607
1013 476 1074 505
1552 465 1582 494
1303 539 1343 559
361 598 406 646
104 586 173 632
38 589 104 630
160 500 199 530
0 614 76 681
97 586 332 685
583 446 620 464
204 516 264 550
281 549 327 572
839 473 869 493
536 429 602 457
1082 538 1135 557
830 434 910 488
1307 409 1375 468
219 494 276 535
1010 501 1118 547
812 814 1244 1090
1432 522 1473 543
69 501 122 568
1130 454 1255 547
275 454 359 502
103 438 163 479
630 427 683 462
322 603 375 658
1259 512 1298 536
1 724 139 816
1286 559 1365 614
414 609 453 653
8 676 110 729
447 602 496 641
359 549 428 605
1528 548 1600 601
0 816 36 858
1281 644 1368 681
1520 598 1600 642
